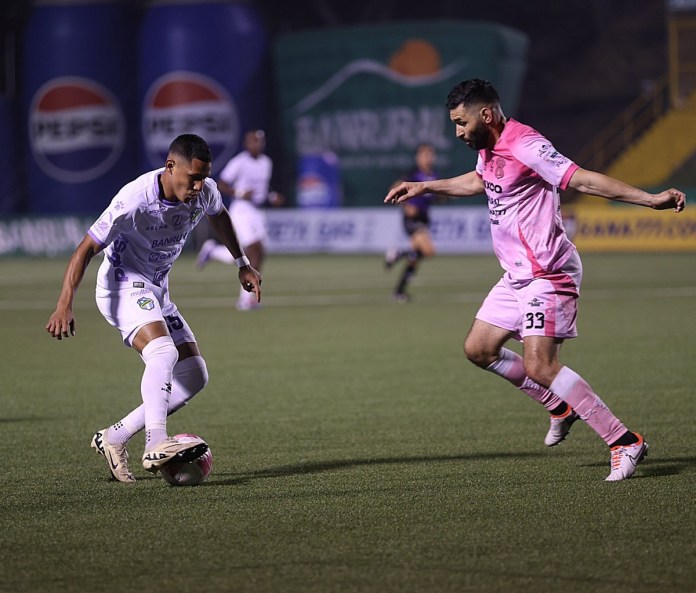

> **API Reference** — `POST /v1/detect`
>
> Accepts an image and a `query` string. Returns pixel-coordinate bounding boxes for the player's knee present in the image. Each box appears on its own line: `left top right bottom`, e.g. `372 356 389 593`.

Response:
463 339 493 368
421 245 435 258
191 357 209 393
179 355 209 396
141 336 179 369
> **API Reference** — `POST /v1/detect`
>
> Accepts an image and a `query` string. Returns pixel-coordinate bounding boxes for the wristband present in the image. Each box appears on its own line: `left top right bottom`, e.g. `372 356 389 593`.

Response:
235 255 250 268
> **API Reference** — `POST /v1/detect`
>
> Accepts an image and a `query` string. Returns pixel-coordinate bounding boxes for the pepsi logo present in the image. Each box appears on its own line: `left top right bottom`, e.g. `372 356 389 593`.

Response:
142 71 239 172
29 76 125 183
297 173 330 207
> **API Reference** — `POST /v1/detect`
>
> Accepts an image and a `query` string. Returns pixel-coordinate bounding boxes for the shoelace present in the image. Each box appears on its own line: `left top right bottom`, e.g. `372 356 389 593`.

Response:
113 444 129 461
609 447 624 470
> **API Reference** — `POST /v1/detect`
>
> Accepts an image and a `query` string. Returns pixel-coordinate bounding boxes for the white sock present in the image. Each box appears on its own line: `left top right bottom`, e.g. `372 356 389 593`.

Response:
140 336 178 450
107 356 208 445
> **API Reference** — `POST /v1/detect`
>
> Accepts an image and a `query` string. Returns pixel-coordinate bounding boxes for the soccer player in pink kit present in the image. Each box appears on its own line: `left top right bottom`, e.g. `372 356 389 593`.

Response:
385 79 686 481
46 134 262 483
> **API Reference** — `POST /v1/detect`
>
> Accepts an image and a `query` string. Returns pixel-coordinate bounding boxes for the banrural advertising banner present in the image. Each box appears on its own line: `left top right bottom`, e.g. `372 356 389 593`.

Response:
274 21 528 206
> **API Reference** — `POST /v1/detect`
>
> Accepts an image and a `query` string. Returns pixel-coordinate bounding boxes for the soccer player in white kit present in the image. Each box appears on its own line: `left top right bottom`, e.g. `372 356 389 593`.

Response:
196 129 279 310
46 134 262 483
385 79 686 481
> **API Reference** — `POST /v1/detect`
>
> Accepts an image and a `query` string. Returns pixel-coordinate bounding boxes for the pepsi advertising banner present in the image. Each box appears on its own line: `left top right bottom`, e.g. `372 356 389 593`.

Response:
0 97 20 214
138 2 269 175
22 2 137 215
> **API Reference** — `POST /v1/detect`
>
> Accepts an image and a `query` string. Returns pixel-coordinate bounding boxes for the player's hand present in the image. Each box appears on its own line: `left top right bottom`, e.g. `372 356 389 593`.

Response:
653 188 686 212
46 308 76 340
384 181 424 205
239 266 262 303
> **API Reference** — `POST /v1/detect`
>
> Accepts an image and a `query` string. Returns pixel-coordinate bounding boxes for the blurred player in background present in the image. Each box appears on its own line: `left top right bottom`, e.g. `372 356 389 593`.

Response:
384 143 438 302
196 129 283 310
385 78 686 481
46 134 261 483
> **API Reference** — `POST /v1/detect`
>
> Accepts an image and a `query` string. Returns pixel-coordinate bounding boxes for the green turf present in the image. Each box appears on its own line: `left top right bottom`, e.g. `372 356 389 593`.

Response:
1 252 695 593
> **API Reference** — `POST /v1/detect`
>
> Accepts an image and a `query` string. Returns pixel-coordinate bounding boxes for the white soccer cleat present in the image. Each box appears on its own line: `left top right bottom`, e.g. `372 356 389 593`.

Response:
544 408 579 447
195 239 217 270
142 435 208 473
91 428 135 483
605 434 649 481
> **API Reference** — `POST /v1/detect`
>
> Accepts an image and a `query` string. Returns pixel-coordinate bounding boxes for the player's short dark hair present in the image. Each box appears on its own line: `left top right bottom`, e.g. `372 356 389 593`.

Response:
446 79 500 110
168 134 212 163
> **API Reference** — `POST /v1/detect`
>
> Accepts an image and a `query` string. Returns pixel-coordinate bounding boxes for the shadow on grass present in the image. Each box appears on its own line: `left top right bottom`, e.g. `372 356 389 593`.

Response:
582 454 696 478
204 451 546 486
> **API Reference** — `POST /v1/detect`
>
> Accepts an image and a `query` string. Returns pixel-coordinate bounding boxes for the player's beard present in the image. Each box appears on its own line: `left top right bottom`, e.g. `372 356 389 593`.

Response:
463 123 491 151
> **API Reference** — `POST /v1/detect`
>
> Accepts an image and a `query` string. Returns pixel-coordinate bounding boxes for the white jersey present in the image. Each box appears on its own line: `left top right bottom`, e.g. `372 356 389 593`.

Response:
218 150 272 206
88 168 223 291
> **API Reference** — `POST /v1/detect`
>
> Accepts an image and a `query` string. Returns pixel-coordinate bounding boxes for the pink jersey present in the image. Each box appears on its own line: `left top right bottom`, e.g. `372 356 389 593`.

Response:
475 119 579 281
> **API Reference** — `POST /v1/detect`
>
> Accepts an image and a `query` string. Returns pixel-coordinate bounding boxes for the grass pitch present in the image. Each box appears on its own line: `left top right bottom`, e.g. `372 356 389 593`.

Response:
1 252 695 593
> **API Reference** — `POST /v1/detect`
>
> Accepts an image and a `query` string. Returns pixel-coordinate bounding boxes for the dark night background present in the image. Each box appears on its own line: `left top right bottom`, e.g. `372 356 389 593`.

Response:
0 0 675 202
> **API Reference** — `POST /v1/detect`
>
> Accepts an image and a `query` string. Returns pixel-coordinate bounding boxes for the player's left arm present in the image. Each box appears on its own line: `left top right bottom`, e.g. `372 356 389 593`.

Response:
568 167 686 212
205 210 262 301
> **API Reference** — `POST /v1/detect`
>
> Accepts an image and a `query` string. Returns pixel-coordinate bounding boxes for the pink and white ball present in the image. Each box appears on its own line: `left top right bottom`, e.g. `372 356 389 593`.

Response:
159 433 213 486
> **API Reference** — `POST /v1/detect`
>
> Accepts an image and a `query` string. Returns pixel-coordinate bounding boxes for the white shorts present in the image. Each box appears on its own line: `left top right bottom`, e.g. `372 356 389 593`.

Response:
229 200 267 248
476 254 583 340
95 282 196 347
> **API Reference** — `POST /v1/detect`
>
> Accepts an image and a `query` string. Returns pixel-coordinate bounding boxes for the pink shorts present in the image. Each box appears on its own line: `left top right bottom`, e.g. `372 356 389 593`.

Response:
476 256 582 340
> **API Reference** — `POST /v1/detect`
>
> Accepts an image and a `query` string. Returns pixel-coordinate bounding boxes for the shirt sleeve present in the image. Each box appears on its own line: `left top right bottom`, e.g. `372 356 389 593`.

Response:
87 191 136 247
202 180 224 216
510 128 577 189
475 152 485 176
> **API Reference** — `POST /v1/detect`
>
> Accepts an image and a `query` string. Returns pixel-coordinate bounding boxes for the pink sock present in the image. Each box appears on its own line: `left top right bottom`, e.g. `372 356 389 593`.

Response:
549 366 627 445
486 348 565 411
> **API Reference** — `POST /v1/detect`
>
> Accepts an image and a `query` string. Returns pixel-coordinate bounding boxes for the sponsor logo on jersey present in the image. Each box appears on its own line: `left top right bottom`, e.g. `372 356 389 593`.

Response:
137 297 155 310
148 248 180 262
483 180 503 194
494 157 505 179
142 71 239 172
190 207 204 225
151 232 188 249
29 76 125 183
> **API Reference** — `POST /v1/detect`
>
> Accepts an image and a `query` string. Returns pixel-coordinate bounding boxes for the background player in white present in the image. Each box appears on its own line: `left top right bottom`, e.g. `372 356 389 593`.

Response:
196 129 282 310
385 79 686 481
46 134 262 483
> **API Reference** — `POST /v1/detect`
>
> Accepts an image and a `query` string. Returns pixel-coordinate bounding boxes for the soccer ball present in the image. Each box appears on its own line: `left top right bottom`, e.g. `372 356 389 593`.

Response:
159 433 213 486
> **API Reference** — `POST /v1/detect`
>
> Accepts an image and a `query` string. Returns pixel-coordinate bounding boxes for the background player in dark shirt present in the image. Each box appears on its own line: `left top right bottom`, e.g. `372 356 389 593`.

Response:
385 144 438 302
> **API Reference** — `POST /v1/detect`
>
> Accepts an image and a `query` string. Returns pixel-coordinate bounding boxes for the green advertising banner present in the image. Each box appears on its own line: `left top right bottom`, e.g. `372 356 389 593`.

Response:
274 20 528 207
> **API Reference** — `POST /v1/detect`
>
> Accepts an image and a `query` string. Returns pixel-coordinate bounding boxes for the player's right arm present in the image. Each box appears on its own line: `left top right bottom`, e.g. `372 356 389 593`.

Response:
384 171 484 204
46 234 104 340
